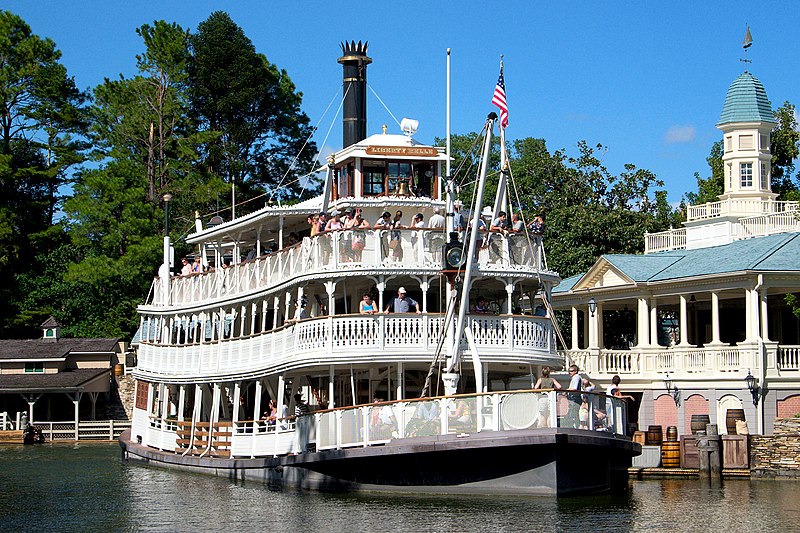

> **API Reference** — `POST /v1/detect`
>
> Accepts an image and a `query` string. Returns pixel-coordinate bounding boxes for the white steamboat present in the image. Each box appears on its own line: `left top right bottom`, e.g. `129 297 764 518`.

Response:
121 42 638 496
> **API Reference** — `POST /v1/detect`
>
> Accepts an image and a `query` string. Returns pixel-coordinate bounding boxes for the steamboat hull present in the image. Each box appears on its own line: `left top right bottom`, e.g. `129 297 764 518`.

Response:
120 428 638 496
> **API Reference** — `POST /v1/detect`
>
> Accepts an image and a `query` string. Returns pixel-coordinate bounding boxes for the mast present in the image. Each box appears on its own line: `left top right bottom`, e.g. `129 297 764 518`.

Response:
442 112 497 395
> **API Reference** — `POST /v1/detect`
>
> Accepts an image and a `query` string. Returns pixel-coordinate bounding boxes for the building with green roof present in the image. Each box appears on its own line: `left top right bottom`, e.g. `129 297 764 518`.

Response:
552 63 799 438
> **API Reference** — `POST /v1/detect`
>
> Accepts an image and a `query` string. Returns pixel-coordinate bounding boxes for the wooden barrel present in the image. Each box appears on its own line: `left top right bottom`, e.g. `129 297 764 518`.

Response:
666 426 678 442
726 409 745 435
646 425 663 446
661 441 680 468
690 414 710 435
113 363 124 377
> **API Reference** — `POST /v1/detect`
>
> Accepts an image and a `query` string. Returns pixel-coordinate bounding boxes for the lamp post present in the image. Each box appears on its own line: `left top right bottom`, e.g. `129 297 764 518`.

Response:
588 297 597 318
744 369 760 407
664 371 680 406
161 193 173 306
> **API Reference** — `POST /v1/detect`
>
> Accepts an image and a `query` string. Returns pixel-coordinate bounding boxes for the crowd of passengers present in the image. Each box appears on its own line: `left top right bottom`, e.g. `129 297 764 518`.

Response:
174 206 546 277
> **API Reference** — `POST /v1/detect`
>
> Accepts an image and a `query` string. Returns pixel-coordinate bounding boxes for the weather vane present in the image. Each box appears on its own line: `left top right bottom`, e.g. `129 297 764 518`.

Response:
739 25 753 68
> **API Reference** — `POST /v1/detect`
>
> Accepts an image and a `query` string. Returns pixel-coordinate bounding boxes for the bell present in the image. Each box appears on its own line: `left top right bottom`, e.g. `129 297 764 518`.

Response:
397 181 410 196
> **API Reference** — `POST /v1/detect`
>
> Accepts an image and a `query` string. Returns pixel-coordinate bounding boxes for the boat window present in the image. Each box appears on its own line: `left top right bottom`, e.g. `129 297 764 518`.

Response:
337 164 353 198
363 166 385 195
24 362 44 373
388 162 412 195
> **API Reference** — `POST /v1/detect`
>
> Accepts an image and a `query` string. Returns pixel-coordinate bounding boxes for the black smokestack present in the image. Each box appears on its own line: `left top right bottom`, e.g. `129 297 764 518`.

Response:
338 41 372 148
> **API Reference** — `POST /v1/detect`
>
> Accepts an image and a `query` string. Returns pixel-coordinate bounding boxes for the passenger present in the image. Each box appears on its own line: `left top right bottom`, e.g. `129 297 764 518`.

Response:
534 304 547 317
565 365 583 429
410 213 425 258
509 212 526 263
351 212 370 262
180 257 192 276
191 256 204 274
308 215 319 237
316 212 328 234
489 211 508 261
374 211 393 262
359 293 377 315
341 208 357 261
449 398 472 426
453 200 466 232
533 366 561 428
389 210 405 262
472 296 490 315
369 397 396 439
384 287 420 314
324 210 343 264
580 378 596 429
293 393 310 453
609 374 635 402
427 207 446 263
286 232 299 247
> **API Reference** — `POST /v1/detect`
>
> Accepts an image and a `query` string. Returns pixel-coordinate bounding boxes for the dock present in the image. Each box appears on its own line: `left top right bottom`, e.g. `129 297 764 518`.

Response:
0 430 23 444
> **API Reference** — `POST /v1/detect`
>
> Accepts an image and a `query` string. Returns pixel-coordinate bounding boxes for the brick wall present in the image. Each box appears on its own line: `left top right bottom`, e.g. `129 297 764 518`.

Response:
750 418 800 478
683 394 709 435
777 395 800 420
654 393 678 430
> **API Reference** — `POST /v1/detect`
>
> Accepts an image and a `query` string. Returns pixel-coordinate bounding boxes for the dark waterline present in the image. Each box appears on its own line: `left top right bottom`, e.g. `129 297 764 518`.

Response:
1 443 798 532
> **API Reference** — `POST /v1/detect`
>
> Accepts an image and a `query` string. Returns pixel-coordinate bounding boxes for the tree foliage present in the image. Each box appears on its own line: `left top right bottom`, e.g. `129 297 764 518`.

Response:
189 11 318 204
0 10 89 336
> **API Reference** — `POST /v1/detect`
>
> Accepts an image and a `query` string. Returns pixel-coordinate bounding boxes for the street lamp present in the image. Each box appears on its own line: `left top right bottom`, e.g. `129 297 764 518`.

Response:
162 193 173 236
588 297 597 318
663 371 680 406
744 369 760 407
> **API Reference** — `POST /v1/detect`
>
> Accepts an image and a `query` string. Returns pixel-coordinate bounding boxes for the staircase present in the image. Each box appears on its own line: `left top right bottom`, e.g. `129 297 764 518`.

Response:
175 421 232 458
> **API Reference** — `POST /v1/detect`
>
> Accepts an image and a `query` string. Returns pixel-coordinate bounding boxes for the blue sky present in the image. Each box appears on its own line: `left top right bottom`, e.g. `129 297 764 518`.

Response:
7 1 799 204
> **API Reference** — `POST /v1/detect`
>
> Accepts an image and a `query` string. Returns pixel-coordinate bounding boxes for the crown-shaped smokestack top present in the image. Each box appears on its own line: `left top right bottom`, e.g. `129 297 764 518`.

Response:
338 41 372 148
339 40 370 58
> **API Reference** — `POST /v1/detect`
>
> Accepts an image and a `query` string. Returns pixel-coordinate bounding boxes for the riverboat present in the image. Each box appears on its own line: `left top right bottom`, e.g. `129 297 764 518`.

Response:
120 42 639 496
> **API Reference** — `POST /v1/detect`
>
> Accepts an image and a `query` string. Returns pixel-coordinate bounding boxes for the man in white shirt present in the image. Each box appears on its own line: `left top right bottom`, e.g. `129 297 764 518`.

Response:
427 208 446 263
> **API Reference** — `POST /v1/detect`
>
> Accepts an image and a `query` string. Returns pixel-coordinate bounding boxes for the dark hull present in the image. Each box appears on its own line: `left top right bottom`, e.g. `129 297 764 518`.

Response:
120 429 639 496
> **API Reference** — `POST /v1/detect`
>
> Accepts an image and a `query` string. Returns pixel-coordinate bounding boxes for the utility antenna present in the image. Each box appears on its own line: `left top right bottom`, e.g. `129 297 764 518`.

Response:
739 25 753 68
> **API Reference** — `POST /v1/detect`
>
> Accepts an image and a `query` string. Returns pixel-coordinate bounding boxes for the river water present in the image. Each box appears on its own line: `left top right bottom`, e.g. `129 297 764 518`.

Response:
1 443 798 532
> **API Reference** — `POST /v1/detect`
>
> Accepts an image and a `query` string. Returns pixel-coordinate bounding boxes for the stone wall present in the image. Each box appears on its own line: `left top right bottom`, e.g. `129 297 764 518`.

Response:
115 374 136 420
750 418 800 478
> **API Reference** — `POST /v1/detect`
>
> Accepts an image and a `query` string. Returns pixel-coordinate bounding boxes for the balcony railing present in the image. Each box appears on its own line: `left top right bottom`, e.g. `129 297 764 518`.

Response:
135 314 556 380
778 345 800 371
147 228 548 307
644 228 687 254
686 199 799 222
739 212 800 238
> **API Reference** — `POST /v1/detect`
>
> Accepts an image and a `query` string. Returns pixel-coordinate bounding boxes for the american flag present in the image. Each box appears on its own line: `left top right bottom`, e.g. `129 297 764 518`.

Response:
491 60 508 128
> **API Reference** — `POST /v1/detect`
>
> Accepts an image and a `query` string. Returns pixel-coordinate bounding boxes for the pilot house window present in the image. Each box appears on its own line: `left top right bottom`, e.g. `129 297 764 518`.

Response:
363 167 385 195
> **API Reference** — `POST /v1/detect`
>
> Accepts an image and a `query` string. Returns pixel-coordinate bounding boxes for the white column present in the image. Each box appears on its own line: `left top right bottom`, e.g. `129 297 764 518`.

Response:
396 362 404 400
325 281 336 315
178 385 186 422
744 288 753 342
678 295 690 346
277 374 286 421
760 289 769 341
571 306 579 350
588 304 599 349
636 298 649 348
505 282 514 315
232 382 241 424
751 287 761 342
596 302 604 349
420 278 429 313
328 366 335 409
649 298 658 347
710 291 722 345
253 379 263 420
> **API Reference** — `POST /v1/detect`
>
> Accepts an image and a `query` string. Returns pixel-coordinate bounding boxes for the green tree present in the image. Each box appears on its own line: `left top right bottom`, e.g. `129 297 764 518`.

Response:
771 101 800 198
0 11 89 336
189 11 318 207
685 140 724 206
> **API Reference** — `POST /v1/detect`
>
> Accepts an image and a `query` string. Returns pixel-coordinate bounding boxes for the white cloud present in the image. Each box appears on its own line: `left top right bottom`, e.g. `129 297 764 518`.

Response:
665 125 696 144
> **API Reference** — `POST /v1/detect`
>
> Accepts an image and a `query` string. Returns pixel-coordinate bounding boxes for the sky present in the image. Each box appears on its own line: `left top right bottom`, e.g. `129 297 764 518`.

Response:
6 1 800 204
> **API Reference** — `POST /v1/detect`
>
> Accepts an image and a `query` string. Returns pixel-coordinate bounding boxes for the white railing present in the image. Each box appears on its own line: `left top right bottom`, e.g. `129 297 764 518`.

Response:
686 199 799 222
136 314 556 380
560 346 756 377
644 228 687 254
600 350 640 373
310 390 628 453
740 212 800 238
779 345 800 371
27 420 131 441
141 390 629 459
147 228 548 307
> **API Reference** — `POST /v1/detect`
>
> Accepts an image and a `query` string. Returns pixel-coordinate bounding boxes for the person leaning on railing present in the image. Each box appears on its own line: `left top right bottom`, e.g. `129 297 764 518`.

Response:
534 366 561 428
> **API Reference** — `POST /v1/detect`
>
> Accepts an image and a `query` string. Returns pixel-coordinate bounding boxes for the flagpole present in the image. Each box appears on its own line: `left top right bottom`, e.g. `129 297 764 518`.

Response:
445 48 454 235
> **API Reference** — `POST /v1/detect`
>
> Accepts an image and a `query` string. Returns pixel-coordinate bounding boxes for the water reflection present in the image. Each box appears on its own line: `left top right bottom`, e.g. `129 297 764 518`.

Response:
0 444 798 532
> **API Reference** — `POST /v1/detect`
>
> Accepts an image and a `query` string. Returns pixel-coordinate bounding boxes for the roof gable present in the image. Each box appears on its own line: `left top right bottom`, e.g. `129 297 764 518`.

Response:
572 258 636 290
